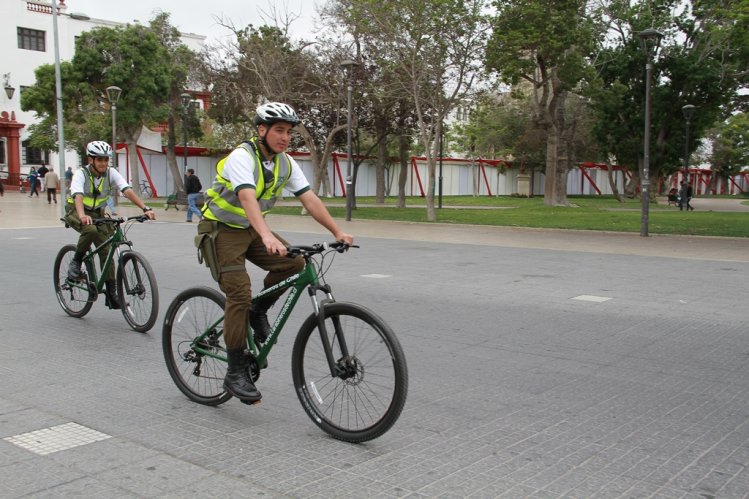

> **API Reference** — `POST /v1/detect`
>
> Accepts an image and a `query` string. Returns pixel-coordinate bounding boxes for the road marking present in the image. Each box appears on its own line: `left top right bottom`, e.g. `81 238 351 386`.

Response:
4 422 111 455
572 294 612 303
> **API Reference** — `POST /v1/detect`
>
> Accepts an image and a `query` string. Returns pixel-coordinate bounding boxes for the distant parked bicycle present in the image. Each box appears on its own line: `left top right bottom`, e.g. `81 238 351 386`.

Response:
162 242 408 443
54 215 159 333
139 180 152 199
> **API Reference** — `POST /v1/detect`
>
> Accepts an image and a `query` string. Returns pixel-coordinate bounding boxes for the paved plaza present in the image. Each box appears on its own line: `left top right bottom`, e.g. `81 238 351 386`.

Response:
1 192 749 498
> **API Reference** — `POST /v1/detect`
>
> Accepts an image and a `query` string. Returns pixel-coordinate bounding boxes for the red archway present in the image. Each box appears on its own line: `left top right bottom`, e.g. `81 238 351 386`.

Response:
1 111 25 190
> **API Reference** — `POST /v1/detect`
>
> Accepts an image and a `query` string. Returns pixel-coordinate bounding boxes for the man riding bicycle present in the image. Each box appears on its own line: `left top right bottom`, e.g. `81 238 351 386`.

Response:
65 141 156 309
200 102 353 404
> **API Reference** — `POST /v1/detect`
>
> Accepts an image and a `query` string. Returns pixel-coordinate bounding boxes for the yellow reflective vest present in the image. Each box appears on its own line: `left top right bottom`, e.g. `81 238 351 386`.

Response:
66 167 113 210
202 139 291 228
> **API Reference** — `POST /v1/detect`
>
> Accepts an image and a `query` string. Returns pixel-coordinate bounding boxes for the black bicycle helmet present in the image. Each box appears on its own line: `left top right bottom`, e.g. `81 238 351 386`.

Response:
253 102 300 127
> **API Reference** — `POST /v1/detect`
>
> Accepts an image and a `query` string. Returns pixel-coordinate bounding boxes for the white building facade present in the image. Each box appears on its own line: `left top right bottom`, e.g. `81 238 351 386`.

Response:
0 0 204 188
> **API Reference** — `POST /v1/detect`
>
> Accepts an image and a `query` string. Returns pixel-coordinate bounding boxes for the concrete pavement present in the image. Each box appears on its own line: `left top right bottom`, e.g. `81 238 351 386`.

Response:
1 191 749 498
2 191 748 263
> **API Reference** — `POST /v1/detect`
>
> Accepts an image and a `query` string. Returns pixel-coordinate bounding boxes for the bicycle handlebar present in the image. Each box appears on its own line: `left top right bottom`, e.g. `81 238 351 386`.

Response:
286 241 359 257
92 215 150 226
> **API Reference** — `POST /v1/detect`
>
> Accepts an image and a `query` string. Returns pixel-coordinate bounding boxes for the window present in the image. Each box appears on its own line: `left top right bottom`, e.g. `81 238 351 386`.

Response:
22 141 49 165
0 139 6 165
18 27 46 52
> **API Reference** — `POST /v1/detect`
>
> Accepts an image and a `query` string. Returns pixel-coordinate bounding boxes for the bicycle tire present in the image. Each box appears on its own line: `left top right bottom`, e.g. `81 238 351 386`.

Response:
53 244 95 318
117 251 159 333
291 302 408 443
141 186 152 199
162 286 232 406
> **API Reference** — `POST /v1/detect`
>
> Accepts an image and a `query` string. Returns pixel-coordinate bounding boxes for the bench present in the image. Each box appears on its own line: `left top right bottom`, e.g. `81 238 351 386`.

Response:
165 191 204 211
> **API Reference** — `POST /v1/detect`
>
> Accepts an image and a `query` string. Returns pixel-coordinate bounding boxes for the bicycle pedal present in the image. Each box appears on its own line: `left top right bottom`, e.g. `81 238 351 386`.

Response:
240 398 261 406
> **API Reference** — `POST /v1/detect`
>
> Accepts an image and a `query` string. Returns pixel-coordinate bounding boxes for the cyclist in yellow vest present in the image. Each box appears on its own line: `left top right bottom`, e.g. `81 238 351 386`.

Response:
65 141 156 309
201 102 353 404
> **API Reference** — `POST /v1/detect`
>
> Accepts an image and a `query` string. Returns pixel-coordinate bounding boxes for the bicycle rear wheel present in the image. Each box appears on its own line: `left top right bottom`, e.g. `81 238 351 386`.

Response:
53 244 95 318
291 302 408 443
162 286 232 406
117 251 159 333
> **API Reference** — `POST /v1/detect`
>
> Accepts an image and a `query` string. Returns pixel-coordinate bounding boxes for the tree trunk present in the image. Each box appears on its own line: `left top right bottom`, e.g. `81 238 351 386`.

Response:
125 127 143 197
166 113 184 194
376 140 387 204
606 163 623 202
544 125 559 206
397 133 408 208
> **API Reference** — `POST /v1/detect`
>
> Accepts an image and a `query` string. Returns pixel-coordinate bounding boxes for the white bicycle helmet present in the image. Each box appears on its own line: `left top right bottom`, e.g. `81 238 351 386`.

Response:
86 140 112 158
253 102 300 126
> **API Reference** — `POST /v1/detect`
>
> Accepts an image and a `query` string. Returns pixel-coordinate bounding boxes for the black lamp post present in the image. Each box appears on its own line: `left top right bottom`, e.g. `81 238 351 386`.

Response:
181 93 191 171
681 104 696 211
638 28 664 237
3 73 14 100
340 59 359 221
106 86 122 170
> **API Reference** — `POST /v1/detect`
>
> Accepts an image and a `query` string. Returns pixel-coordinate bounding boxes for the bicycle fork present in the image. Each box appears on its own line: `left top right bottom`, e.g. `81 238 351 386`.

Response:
309 285 354 379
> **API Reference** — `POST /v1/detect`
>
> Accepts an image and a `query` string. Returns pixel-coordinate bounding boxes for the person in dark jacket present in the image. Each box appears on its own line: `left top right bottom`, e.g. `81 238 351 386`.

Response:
184 169 203 222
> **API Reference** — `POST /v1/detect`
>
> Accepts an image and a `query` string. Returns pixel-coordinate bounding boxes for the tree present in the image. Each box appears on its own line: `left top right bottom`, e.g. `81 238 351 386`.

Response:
486 0 596 206
149 12 202 195
71 23 173 196
335 0 488 221
708 112 749 191
588 0 749 197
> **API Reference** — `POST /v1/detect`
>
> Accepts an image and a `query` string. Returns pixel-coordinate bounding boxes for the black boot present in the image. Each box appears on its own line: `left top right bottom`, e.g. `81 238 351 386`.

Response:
224 348 262 403
67 258 84 280
249 298 275 346
104 280 121 309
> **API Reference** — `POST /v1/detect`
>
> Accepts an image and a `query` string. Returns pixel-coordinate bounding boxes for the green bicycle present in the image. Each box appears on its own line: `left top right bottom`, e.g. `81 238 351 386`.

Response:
53 216 159 333
162 242 408 443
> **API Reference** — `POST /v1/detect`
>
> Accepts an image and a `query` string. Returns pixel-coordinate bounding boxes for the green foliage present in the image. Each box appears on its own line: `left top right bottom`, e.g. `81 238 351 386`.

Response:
72 24 172 136
486 0 595 90
709 112 749 175
588 0 749 176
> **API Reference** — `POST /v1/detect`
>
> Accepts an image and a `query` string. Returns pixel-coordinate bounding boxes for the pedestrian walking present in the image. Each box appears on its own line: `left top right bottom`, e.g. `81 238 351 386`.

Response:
44 167 60 204
184 168 203 222
28 167 40 197
37 164 49 192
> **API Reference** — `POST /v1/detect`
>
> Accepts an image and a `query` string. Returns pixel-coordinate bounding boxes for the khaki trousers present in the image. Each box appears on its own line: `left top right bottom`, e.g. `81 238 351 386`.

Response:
216 224 304 348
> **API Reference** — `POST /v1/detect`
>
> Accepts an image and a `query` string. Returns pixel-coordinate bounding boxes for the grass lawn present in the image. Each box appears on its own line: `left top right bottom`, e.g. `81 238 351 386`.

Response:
270 195 749 238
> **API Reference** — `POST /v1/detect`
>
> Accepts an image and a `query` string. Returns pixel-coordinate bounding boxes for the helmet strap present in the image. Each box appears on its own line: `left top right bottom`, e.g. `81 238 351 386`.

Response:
258 126 278 157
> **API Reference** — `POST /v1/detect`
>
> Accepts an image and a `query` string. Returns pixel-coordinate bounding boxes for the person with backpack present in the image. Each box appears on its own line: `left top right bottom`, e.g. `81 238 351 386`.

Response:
200 102 353 404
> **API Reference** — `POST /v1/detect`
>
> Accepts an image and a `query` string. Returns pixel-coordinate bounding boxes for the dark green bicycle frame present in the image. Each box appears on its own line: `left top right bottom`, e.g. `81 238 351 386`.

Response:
190 259 342 372
68 226 129 294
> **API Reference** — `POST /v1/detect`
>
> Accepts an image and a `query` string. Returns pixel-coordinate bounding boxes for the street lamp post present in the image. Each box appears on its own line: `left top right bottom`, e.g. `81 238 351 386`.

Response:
681 104 696 211
638 28 664 237
51 1 66 217
340 59 359 222
106 86 122 211
51 3 90 217
180 93 191 172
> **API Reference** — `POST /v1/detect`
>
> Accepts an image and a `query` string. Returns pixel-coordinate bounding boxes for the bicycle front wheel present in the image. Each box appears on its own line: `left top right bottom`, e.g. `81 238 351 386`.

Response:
117 251 159 333
53 244 95 318
162 286 232 406
292 302 408 443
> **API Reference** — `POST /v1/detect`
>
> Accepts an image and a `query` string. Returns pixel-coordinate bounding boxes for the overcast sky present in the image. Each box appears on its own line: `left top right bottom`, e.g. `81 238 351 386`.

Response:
65 0 321 42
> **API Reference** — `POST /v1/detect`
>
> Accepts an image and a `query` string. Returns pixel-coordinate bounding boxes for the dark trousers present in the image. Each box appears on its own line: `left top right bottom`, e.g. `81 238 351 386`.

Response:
215 225 304 348
47 188 58 203
64 205 116 280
